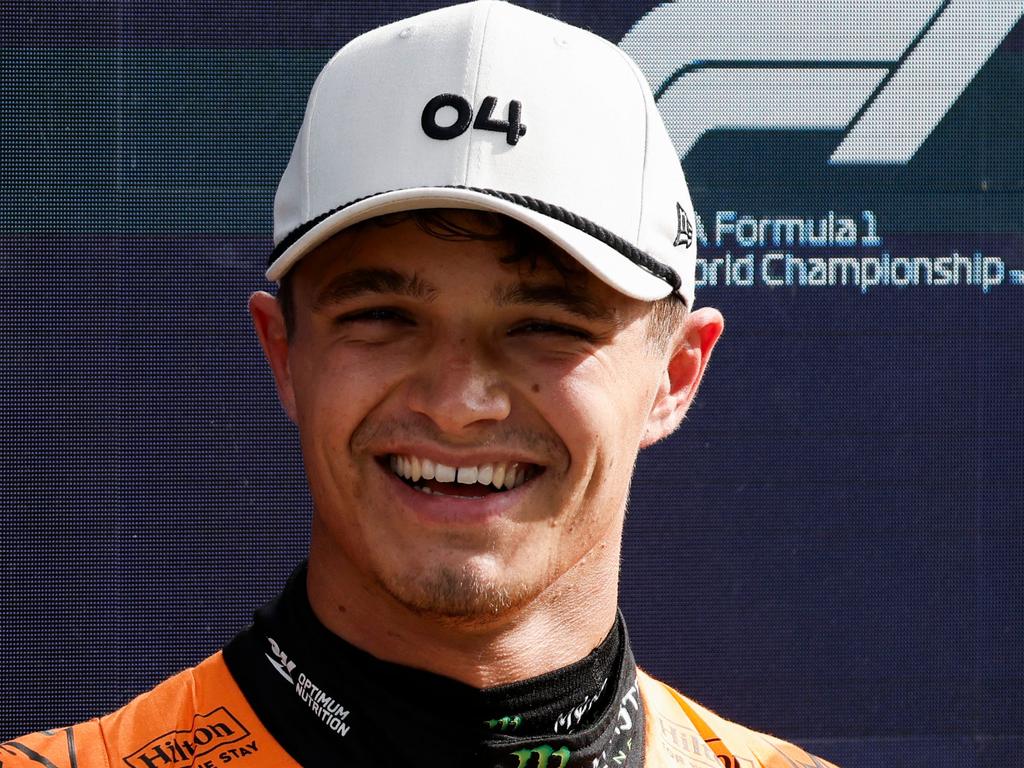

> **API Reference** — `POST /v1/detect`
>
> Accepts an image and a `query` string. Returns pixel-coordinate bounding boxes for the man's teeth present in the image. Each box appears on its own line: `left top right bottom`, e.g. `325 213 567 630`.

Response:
388 455 530 491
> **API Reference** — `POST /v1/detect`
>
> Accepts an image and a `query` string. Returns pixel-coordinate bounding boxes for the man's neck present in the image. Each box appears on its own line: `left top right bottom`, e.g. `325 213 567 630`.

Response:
305 526 621 688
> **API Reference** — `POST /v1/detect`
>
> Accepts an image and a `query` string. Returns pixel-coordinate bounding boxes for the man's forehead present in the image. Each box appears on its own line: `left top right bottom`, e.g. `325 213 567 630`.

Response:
288 210 646 324
302 213 581 282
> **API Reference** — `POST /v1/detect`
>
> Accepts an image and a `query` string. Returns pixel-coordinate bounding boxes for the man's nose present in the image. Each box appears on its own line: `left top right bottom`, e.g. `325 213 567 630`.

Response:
405 337 512 433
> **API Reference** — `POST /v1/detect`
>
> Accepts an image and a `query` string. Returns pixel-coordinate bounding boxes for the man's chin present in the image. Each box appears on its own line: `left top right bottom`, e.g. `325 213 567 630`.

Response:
379 565 537 625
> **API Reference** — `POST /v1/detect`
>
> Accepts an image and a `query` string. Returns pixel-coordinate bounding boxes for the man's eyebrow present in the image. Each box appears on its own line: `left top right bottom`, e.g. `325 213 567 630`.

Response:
312 268 438 309
490 283 619 324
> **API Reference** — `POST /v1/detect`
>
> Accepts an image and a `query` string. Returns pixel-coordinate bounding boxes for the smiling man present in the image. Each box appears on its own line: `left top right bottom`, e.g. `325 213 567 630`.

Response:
3 2 838 767
254 209 691 682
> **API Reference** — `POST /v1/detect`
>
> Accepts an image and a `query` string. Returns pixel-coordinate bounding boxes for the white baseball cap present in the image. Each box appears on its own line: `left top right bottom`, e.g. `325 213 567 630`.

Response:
268 0 697 305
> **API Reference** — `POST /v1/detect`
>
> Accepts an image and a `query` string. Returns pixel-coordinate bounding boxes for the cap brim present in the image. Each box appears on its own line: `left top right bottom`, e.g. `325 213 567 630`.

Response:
265 188 674 301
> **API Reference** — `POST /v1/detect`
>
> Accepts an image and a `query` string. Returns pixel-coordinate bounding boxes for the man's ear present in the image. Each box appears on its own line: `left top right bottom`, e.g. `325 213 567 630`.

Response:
641 307 724 448
249 291 298 424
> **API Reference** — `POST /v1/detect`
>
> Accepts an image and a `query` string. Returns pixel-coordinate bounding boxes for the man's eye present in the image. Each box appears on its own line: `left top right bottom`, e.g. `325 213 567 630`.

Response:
335 308 411 325
510 321 592 340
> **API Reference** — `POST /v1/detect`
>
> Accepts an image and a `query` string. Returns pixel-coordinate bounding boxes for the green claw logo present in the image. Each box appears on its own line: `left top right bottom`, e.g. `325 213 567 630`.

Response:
486 715 523 732
510 744 570 768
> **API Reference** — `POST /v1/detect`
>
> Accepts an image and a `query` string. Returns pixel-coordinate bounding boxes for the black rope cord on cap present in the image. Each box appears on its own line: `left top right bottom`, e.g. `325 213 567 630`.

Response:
268 185 684 298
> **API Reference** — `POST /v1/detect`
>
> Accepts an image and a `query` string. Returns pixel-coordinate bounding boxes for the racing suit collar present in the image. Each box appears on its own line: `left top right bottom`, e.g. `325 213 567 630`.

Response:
223 561 646 767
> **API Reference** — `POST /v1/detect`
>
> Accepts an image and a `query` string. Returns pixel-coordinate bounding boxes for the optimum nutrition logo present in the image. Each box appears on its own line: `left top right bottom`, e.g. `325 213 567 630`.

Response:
620 0 1024 163
122 707 250 768
264 636 352 737
265 636 296 683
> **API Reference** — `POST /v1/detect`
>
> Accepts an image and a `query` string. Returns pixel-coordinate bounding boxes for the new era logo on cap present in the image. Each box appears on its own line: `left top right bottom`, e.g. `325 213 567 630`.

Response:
269 0 697 306
674 203 693 249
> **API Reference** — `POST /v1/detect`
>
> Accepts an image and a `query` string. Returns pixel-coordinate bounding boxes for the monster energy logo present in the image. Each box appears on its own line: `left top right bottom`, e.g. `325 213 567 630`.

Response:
486 715 523 732
510 744 571 768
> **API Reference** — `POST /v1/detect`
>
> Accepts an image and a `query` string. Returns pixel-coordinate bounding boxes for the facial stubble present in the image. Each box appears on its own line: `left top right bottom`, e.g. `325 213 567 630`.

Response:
374 544 540 625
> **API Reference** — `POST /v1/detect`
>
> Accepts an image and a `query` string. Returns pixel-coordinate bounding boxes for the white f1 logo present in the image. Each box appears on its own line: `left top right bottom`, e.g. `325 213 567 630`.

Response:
620 0 1024 163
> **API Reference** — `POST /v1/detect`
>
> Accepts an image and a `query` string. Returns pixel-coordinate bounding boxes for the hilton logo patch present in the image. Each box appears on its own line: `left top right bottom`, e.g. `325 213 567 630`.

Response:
122 707 250 768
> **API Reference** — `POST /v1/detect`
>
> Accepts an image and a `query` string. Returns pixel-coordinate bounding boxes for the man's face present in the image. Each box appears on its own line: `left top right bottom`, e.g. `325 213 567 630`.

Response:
265 213 682 621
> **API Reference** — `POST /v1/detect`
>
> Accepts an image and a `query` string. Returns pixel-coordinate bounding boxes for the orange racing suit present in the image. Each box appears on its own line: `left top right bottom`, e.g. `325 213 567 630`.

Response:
2 651 836 768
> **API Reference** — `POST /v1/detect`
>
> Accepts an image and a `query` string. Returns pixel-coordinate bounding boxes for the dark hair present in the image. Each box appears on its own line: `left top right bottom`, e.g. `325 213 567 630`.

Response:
275 209 686 346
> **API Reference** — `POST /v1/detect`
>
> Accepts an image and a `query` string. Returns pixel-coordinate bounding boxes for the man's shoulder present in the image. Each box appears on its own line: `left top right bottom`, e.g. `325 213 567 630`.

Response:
638 670 840 768
0 652 296 768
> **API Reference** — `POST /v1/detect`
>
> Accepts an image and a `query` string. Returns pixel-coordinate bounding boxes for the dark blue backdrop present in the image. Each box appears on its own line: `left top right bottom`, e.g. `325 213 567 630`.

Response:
2 2 1021 766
